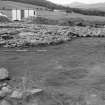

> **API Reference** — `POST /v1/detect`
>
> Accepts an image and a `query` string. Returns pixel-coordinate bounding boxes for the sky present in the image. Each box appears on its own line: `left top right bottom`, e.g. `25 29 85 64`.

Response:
47 0 105 5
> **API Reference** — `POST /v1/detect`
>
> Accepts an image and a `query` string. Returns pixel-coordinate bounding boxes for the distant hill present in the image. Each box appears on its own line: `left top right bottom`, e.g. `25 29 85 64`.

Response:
66 2 105 11
66 2 86 8
0 0 63 9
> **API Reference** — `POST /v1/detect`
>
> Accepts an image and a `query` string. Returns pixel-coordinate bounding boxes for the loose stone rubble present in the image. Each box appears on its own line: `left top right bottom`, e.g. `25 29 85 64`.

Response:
0 23 72 48
0 68 9 80
0 67 43 105
2 23 105 48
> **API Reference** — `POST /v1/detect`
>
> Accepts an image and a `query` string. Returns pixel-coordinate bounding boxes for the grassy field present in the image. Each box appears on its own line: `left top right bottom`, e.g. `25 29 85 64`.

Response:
23 12 105 26
1 38 105 104
38 11 105 21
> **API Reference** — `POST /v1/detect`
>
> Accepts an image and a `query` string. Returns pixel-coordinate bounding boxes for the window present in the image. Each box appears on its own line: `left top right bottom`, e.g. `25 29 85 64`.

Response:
34 11 35 15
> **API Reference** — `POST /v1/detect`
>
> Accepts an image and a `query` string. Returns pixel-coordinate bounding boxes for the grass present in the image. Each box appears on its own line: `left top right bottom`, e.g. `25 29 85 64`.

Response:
1 38 105 104
2 6 105 26
0 0 45 9
41 12 105 21
22 12 105 26
36 11 105 24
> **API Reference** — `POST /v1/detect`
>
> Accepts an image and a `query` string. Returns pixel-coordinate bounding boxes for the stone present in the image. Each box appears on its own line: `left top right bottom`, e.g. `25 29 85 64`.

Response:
0 100 11 105
0 68 9 80
2 86 12 94
0 86 12 98
10 90 23 99
2 83 8 87
28 89 43 95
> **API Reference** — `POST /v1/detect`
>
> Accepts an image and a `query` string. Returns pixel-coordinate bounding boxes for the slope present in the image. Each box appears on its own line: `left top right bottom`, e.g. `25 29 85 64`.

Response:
66 2 105 11
1 0 61 9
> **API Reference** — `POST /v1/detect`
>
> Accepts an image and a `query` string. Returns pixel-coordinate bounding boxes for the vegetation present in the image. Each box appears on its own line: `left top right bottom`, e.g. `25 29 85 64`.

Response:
24 17 58 25
22 16 105 27
1 0 64 9
68 8 105 16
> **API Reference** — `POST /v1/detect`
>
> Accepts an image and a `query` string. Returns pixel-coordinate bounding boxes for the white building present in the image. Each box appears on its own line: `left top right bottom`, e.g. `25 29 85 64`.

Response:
12 9 37 21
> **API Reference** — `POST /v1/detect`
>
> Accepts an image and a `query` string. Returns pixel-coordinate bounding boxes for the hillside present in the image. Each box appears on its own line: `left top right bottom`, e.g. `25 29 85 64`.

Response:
66 2 105 11
0 0 46 9
1 0 105 19
66 2 85 8
0 0 62 9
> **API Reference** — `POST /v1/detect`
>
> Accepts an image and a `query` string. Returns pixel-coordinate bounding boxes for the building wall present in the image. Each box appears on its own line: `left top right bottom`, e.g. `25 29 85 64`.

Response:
24 10 28 18
21 10 24 19
24 9 36 18
28 10 35 17
12 9 21 20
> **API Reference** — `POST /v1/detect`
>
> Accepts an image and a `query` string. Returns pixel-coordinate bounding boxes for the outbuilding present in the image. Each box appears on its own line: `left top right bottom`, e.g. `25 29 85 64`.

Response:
0 9 37 21
12 9 37 21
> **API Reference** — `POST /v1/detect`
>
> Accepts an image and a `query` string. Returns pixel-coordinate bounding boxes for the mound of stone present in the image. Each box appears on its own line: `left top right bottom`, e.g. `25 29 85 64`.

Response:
0 68 9 80
0 85 12 98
